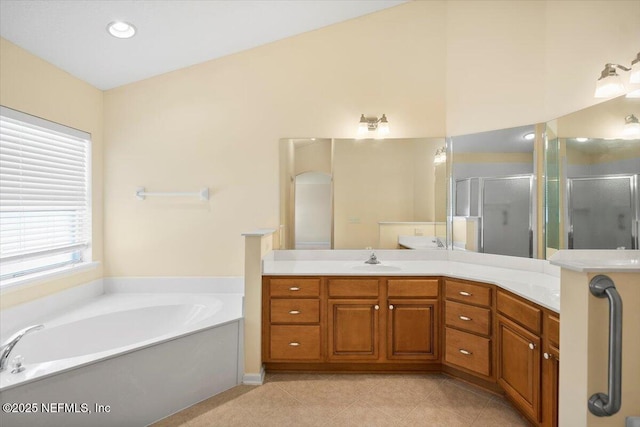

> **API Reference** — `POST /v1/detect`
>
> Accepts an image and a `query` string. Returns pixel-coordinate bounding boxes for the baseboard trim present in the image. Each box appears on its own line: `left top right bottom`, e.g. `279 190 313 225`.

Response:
242 365 265 385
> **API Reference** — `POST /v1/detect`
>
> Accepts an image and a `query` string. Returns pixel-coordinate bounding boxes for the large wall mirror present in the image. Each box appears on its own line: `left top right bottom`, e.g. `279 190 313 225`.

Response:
450 125 541 258
545 95 640 254
280 137 448 250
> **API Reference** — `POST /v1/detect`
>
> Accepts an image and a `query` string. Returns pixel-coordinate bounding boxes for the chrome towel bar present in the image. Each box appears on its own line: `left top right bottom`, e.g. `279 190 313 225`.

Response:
588 274 623 417
135 187 209 201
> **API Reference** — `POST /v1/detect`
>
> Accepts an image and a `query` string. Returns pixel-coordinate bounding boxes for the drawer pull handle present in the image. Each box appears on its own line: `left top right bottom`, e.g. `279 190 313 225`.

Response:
529 343 536 350
289 287 300 291
374 304 380 310
459 291 472 296
289 342 300 347
459 315 472 321
459 349 472 355
389 304 394 310
289 310 301 315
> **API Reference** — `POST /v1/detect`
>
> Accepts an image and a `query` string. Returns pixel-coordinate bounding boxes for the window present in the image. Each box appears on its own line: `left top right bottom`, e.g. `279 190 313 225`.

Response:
0 106 91 284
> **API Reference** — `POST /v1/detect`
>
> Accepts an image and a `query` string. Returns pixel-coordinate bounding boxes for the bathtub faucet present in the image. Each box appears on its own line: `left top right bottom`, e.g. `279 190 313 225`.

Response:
0 324 44 372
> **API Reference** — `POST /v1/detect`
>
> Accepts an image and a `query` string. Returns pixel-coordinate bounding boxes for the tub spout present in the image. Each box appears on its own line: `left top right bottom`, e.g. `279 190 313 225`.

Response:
0 324 44 372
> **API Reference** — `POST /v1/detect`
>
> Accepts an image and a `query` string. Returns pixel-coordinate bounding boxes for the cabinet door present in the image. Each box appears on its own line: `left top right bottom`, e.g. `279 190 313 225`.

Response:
328 299 379 361
497 315 541 423
542 343 560 427
387 298 438 360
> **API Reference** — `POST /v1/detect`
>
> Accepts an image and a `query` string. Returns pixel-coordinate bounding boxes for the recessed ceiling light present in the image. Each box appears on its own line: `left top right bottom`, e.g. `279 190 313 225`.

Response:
575 137 589 142
523 132 535 141
107 21 136 39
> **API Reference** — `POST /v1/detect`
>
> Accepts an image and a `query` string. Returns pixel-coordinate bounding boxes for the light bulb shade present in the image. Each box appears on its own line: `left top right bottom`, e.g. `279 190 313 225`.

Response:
595 73 625 98
623 114 640 139
377 121 390 136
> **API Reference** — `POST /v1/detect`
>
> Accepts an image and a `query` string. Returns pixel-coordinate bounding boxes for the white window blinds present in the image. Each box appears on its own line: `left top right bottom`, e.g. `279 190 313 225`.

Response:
0 106 91 281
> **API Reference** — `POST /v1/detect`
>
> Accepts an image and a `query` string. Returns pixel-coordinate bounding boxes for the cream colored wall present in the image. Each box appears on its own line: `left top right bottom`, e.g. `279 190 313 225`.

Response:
559 269 640 426
0 38 104 309
294 140 331 175
446 1 640 135
103 1 447 276
333 139 424 249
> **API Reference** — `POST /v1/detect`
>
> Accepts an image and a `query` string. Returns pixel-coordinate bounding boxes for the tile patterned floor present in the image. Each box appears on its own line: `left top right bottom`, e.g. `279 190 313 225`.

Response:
151 373 532 426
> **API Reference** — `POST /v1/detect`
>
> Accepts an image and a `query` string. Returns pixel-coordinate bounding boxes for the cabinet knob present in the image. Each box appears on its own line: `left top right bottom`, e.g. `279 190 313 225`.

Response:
529 343 536 350
389 304 394 310
459 291 472 296
543 352 551 360
289 342 300 347
459 315 472 321
374 305 380 310
459 349 472 355
289 310 301 315
289 287 300 291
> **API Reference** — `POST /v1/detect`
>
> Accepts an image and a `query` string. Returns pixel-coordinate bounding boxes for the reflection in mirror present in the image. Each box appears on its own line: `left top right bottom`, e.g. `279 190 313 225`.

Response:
451 125 538 258
545 95 640 254
280 138 447 250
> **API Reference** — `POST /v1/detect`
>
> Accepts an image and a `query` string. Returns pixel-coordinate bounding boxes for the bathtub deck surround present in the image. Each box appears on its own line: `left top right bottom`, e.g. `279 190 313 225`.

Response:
0 277 244 427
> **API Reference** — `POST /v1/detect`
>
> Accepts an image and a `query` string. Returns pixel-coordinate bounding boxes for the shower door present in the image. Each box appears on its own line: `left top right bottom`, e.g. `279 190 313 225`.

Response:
567 175 638 250
481 175 534 258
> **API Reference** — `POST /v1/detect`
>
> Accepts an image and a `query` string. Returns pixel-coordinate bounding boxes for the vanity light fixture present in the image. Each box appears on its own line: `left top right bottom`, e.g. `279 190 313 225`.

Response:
594 63 629 98
623 114 640 139
107 21 137 39
630 52 640 84
594 52 640 98
358 114 390 138
433 147 447 165
523 132 535 141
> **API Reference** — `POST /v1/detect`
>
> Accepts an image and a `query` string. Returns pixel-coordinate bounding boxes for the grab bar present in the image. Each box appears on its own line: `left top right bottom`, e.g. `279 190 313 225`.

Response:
135 187 209 201
588 275 623 417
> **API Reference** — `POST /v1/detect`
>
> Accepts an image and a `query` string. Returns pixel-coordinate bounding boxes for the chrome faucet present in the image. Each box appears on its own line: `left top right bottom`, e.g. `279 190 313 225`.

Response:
0 324 44 372
365 252 381 264
433 237 445 248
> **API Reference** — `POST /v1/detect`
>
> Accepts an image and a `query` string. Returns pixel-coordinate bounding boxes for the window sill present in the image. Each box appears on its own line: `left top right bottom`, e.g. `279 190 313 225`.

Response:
0 261 101 293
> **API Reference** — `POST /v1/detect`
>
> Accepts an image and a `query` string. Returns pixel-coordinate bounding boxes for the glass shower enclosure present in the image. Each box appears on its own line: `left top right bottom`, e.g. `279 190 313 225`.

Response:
455 174 535 258
567 174 639 250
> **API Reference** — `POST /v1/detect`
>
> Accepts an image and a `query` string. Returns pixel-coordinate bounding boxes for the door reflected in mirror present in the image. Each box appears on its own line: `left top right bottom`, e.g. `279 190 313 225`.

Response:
451 124 539 258
545 95 640 254
280 137 447 250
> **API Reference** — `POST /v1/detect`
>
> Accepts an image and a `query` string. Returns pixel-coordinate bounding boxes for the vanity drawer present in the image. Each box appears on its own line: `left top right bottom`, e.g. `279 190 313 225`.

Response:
328 279 379 298
497 290 542 334
270 325 321 360
269 278 320 297
445 327 491 377
445 280 492 307
445 300 491 336
388 279 439 298
271 299 320 323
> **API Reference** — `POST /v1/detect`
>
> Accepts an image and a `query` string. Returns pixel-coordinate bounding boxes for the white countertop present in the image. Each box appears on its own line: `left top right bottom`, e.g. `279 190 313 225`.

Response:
549 250 640 272
263 250 561 313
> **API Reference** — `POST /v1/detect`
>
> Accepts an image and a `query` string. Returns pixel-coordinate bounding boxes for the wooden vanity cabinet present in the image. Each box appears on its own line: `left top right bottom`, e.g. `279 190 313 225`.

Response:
496 289 560 426
262 277 323 362
327 278 381 361
542 313 560 427
386 279 439 361
443 279 494 381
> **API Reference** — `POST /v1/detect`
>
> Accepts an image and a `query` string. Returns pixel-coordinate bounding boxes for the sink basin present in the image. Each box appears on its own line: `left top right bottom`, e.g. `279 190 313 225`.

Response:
351 264 402 272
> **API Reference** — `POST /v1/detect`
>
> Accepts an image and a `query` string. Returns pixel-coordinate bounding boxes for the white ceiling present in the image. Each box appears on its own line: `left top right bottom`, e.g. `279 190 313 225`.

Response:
0 0 406 90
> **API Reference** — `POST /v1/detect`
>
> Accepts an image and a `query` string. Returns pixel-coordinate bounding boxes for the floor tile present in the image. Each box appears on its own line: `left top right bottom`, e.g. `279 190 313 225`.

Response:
152 373 531 426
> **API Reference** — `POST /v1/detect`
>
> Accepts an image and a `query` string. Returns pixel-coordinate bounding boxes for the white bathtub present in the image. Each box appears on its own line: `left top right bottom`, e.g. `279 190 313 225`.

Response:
0 277 244 427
